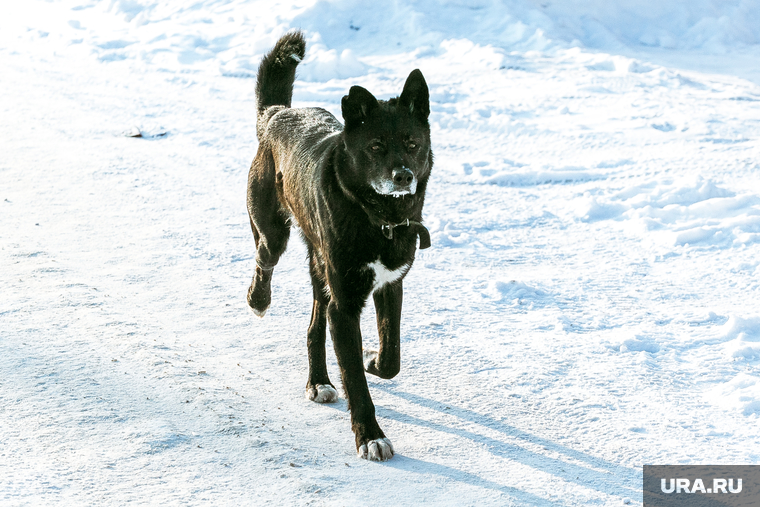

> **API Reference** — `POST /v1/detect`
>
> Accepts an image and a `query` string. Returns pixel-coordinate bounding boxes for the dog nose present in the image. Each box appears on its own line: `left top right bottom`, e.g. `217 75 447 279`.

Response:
392 167 414 186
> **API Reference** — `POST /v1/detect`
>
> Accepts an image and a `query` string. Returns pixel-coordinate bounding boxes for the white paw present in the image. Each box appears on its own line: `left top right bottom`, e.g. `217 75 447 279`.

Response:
251 306 268 318
363 349 378 371
358 438 394 461
305 384 338 403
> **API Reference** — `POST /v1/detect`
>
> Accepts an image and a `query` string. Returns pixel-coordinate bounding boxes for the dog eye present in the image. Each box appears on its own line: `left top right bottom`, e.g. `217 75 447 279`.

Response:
408 142 417 150
371 144 382 152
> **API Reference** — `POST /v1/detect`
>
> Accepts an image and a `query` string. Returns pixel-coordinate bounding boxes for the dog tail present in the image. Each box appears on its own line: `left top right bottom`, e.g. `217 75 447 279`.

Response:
255 31 306 122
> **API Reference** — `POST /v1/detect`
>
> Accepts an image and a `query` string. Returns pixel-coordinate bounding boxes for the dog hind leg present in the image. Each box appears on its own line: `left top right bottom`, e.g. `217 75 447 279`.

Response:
305 246 337 402
246 147 290 317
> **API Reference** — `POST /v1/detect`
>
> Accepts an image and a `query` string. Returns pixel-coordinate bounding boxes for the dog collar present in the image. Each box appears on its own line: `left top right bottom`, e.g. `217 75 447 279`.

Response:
348 192 432 249
380 219 431 249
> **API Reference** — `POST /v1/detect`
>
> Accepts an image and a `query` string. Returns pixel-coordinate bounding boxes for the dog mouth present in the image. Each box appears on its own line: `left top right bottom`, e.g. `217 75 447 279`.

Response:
371 178 418 197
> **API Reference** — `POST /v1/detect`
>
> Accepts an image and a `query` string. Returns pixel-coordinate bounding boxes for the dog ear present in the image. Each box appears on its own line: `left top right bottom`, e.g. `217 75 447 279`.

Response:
399 69 429 120
341 86 379 127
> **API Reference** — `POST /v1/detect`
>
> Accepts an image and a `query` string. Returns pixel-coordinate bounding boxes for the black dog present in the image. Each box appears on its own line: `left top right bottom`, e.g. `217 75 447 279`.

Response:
246 31 432 461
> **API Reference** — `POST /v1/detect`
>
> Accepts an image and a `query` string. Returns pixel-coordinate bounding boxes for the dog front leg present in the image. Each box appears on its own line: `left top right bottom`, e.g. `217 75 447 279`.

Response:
328 300 394 461
364 282 402 379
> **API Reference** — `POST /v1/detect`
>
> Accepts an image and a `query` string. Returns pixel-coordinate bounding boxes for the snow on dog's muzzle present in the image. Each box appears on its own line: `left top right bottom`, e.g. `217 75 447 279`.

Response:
371 167 417 197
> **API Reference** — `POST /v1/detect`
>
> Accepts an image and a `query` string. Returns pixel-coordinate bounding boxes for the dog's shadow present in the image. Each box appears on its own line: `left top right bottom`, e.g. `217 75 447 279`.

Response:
384 454 566 506
372 386 640 503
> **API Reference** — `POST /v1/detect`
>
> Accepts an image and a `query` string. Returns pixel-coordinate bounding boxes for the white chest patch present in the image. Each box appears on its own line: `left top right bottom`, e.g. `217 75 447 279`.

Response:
367 259 410 292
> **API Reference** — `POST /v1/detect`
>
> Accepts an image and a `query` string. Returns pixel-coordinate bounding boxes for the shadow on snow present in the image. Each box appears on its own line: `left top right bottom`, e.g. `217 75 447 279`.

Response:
375 386 640 503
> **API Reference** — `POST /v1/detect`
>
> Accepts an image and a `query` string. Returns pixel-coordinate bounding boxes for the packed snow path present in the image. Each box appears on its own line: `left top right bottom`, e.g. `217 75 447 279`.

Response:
2 2 760 506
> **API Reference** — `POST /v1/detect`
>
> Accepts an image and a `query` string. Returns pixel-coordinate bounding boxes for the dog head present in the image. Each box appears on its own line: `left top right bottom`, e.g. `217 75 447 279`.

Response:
340 69 431 200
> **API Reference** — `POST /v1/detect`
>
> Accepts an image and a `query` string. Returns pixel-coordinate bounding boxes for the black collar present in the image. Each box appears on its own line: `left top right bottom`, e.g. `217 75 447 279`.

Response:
379 218 431 249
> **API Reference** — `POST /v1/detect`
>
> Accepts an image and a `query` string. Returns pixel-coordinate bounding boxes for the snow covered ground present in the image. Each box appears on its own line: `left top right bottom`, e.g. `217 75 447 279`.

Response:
2 1 759 505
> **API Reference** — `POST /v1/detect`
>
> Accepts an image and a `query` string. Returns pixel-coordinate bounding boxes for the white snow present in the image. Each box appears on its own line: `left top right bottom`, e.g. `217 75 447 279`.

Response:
2 1 760 506
720 315 760 360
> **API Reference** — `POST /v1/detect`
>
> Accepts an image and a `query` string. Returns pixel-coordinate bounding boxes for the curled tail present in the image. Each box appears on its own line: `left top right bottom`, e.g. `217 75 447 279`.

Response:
255 30 306 134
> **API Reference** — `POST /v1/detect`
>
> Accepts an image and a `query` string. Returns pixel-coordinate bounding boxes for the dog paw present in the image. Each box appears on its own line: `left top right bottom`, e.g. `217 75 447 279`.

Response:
358 438 394 461
246 280 271 318
362 349 378 371
305 384 338 403
250 306 267 318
